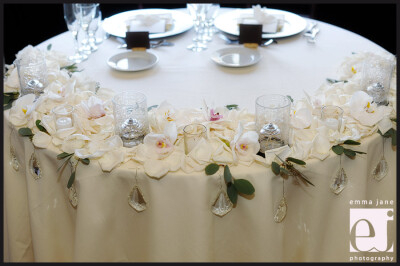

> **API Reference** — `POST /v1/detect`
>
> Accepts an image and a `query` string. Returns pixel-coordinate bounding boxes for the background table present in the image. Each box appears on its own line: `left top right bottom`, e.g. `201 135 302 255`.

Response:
3 8 396 262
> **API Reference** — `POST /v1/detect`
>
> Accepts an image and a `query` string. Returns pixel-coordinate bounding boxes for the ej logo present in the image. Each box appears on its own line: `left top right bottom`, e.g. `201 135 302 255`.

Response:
350 208 394 252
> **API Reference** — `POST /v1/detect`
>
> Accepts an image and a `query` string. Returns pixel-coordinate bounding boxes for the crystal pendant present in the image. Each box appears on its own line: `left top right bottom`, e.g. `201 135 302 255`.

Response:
211 190 233 217
29 153 42 180
128 185 147 212
371 157 388 181
69 185 78 208
9 147 20 171
274 197 287 223
330 167 348 195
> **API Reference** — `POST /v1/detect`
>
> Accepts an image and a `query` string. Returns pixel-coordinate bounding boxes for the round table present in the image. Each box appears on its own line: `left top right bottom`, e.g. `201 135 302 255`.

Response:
3 8 396 262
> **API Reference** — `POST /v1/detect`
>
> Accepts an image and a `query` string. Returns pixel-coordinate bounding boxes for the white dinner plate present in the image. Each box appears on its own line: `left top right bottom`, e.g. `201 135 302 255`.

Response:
211 47 262 68
214 8 307 39
102 9 193 39
107 51 158 72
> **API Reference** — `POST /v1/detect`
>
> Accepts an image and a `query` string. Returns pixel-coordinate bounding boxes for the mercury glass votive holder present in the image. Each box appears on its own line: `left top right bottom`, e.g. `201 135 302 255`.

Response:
255 94 291 153
321 105 343 131
361 55 395 106
183 123 207 155
15 53 48 99
112 91 149 148
52 104 74 130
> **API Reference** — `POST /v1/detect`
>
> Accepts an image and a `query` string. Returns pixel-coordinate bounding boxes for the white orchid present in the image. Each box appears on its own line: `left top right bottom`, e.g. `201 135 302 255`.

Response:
9 94 38 127
231 121 260 165
141 121 177 160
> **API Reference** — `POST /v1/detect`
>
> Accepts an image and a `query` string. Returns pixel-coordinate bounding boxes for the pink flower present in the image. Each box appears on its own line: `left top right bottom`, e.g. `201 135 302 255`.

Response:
210 109 223 121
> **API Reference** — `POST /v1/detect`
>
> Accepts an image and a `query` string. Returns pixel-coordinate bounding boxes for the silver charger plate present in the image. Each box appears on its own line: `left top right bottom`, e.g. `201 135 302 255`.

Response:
102 9 193 39
214 8 307 39
211 47 262 68
107 51 159 72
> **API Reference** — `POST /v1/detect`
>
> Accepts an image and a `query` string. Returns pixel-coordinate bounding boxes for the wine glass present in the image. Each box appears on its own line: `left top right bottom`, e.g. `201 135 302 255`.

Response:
74 3 99 54
186 3 212 52
204 4 220 42
63 3 88 63
87 4 102 50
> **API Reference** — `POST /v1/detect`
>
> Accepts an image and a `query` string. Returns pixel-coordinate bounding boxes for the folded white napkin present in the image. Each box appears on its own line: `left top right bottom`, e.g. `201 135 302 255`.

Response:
239 5 284 33
126 13 173 33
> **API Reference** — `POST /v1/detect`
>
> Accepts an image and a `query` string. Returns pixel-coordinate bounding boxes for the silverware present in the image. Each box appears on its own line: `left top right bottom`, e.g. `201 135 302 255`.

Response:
307 27 320 43
117 39 174 49
303 21 317 37
219 34 277 47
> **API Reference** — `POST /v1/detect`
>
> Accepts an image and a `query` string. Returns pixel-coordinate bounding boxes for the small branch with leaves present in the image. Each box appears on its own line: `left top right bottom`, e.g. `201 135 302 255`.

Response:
331 140 366 159
205 164 255 205
4 92 19 110
378 128 396 147
57 152 90 188
271 156 314 187
60 63 83 76
326 78 348 84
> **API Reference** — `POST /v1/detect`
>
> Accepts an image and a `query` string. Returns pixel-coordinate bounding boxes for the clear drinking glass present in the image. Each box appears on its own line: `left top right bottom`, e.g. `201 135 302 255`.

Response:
204 3 220 42
87 4 102 51
15 52 48 99
255 94 292 152
320 105 343 131
183 123 207 154
113 92 149 148
74 3 99 54
187 3 212 51
52 104 74 130
361 55 395 105
63 3 88 63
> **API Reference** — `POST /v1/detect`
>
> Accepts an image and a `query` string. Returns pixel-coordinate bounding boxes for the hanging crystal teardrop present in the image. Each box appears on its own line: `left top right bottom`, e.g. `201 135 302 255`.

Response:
128 185 147 212
29 153 42 180
9 146 20 171
69 185 78 208
330 167 348 194
211 190 233 217
371 156 388 181
274 196 287 223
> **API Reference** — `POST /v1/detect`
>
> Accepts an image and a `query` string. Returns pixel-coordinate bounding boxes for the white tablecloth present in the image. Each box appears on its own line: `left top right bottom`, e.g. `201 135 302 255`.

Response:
3 8 396 262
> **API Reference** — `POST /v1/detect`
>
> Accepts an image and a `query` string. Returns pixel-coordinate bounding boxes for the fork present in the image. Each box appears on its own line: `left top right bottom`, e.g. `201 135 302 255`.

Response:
306 27 320 43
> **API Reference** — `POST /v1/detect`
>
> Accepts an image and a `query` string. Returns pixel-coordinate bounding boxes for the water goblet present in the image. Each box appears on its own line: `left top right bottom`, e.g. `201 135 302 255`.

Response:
204 3 220 42
255 94 292 153
74 3 99 55
63 3 88 63
87 4 102 51
187 3 212 51
113 92 150 148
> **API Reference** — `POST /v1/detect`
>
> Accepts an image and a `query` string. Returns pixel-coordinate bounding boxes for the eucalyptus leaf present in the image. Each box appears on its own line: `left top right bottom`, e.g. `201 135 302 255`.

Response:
271 162 281 175
354 150 366 154
343 140 360 145
4 101 13 110
233 179 255 195
332 145 344 155
67 171 76 189
225 104 238 110
390 118 396 122
227 183 238 204
205 163 219 175
57 152 74 159
147 105 158 111
391 130 396 146
326 78 348 84
220 138 231 148
47 44 52 51
343 148 356 158
280 167 290 176
80 158 90 165
18 127 33 136
286 95 294 103
286 157 306 165
35 120 48 133
224 165 233 183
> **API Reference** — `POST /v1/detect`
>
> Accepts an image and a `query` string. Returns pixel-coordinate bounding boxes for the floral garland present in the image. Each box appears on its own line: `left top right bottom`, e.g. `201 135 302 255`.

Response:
4 46 397 182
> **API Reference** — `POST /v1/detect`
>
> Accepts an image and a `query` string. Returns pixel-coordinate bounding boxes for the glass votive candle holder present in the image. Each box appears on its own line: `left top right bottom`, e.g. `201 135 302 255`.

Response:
361 55 395 106
52 104 74 130
255 94 291 153
183 123 207 155
15 53 48 99
320 105 343 131
112 91 149 148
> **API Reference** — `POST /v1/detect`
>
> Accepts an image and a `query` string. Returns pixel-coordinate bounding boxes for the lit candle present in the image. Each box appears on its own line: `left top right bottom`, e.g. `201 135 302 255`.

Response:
56 117 72 129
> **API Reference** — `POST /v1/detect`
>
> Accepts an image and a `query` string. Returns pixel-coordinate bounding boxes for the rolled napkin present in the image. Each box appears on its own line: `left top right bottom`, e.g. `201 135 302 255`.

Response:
126 13 173 33
238 5 284 33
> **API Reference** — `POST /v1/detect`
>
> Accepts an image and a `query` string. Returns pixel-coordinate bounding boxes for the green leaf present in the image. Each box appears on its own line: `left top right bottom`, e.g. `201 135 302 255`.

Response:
225 104 238 110
35 120 48 133
3 95 11 105
147 105 158 111
233 179 255 195
3 101 13 110
271 162 281 175
227 183 238 204
343 148 356 159
280 167 290 176
47 44 52 51
67 171 76 189
224 165 233 183
286 95 294 103
354 151 366 154
18 127 33 136
326 78 347 84
80 158 90 165
205 163 219 175
390 118 396 122
332 145 344 155
343 140 360 145
57 152 74 159
286 157 306 166
220 138 230 148
391 129 396 146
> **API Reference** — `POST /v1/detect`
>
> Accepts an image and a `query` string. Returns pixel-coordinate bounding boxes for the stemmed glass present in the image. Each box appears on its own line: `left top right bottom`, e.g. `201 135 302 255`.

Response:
63 3 88 63
74 3 99 54
187 3 212 52
87 5 102 51
203 4 220 42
